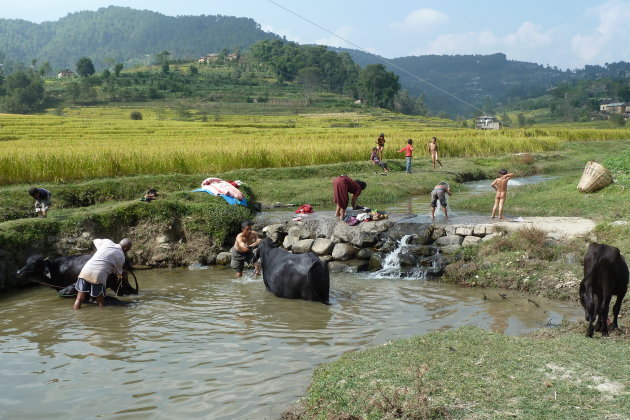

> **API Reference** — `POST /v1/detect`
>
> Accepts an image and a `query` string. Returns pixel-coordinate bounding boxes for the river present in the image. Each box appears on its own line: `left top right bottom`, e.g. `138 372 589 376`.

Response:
0 267 581 419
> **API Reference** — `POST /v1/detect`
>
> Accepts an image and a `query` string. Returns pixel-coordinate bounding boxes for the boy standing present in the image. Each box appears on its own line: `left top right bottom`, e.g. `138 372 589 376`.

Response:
428 137 443 169
398 139 414 173
376 133 386 159
491 169 515 219
231 220 261 277
28 187 52 218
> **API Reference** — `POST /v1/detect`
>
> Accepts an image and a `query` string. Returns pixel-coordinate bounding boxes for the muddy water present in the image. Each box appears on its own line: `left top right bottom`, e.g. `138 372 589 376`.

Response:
0 268 581 419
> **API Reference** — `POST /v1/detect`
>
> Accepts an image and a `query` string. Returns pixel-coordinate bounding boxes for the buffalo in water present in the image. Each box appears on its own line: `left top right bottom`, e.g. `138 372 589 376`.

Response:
17 254 139 297
258 238 330 304
580 242 628 337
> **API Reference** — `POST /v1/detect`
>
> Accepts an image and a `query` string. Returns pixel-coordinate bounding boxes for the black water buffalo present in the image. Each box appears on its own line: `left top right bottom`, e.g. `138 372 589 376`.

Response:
17 254 138 296
580 242 628 337
258 238 330 304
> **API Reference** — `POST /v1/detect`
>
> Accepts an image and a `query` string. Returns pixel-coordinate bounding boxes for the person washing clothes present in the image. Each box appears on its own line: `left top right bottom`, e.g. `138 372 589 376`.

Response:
430 182 452 218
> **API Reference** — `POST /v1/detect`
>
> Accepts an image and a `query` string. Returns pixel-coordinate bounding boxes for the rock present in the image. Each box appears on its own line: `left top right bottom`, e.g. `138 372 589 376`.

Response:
473 225 489 236
156 235 170 244
319 255 334 262
482 233 499 242
356 248 372 260
151 252 170 263
216 251 232 266
440 244 462 254
387 223 433 245
398 253 418 267
611 220 628 226
462 236 482 246
328 261 351 273
292 239 315 254
262 223 286 244
81 232 91 239
201 253 217 265
369 253 385 271
564 253 578 265
455 226 474 236
435 235 463 246
312 238 335 255
411 245 438 257
287 225 312 240
431 227 446 241
332 243 358 261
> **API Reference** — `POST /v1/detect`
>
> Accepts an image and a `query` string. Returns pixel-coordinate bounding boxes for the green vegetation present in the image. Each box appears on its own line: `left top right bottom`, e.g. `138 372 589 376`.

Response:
287 326 629 419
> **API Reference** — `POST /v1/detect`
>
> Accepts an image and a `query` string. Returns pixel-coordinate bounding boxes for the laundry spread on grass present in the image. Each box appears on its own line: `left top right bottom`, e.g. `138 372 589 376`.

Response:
193 177 248 206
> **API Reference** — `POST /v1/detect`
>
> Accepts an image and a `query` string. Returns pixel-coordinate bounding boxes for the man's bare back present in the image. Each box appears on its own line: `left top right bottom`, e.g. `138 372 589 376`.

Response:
491 171 514 219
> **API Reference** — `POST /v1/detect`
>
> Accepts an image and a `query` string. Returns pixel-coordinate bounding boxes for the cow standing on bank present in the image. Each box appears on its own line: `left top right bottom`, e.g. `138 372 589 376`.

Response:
258 238 330 304
579 242 628 337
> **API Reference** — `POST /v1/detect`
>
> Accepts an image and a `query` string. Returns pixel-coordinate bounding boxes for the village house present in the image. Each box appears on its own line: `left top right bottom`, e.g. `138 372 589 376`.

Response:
198 53 220 64
475 115 502 130
57 69 75 78
599 101 630 114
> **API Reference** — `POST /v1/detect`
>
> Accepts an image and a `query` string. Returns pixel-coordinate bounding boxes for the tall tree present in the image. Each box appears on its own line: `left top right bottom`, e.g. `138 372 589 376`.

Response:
1 70 45 113
356 64 400 109
76 57 95 77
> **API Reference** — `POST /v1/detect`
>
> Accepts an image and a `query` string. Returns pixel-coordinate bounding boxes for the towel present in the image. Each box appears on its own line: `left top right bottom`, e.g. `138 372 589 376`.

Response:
192 188 248 206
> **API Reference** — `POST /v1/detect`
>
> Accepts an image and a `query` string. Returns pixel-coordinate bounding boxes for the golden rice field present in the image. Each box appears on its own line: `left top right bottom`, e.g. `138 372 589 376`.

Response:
1 108 629 185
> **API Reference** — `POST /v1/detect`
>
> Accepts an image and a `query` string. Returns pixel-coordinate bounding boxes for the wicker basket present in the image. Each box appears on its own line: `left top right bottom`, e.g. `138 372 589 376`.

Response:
577 161 613 193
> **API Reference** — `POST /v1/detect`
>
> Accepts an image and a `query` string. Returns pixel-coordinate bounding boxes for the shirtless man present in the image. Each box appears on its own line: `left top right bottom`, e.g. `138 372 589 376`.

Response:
231 220 261 277
428 137 443 169
491 169 514 219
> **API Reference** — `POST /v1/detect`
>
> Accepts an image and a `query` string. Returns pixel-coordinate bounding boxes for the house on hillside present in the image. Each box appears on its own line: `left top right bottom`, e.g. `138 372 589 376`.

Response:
57 69 75 78
600 101 629 114
475 115 502 130
198 53 220 64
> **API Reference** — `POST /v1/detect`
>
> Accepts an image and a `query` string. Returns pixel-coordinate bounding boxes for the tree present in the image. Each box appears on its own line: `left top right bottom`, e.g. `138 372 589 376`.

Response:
1 70 45 113
189 65 198 75
296 67 322 100
356 64 400 109
114 63 123 77
76 57 95 77
155 51 170 66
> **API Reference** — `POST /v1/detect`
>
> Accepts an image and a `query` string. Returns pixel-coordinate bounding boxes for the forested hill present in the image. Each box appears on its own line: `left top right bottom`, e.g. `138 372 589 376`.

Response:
333 48 630 117
0 6 279 71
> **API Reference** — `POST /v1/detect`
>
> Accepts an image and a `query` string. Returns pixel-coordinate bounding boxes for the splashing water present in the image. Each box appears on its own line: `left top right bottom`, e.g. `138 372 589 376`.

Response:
371 234 416 279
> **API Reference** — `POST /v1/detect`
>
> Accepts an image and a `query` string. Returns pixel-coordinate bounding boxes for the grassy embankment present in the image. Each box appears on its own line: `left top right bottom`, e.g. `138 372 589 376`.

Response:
285 326 630 419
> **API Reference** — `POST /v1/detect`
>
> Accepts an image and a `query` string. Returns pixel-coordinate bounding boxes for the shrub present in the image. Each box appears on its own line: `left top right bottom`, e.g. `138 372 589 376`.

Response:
130 111 143 120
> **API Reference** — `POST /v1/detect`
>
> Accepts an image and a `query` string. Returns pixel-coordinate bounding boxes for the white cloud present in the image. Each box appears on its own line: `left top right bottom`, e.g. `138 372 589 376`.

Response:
571 0 630 65
504 22 552 48
391 8 449 31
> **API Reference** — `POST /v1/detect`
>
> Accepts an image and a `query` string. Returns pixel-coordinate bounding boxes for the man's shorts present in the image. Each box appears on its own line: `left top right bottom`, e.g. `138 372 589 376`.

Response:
431 188 447 208
35 197 51 212
230 247 258 273
378 161 388 170
75 278 105 297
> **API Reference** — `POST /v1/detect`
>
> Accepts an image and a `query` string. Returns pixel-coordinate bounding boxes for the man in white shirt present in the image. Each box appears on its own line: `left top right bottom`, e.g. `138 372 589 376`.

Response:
73 238 132 309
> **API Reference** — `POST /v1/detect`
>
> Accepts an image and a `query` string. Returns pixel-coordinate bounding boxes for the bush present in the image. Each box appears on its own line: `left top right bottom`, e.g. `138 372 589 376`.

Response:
130 111 143 120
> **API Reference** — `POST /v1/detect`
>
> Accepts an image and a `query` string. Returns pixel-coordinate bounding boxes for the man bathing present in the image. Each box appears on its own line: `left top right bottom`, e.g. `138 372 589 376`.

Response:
491 169 515 219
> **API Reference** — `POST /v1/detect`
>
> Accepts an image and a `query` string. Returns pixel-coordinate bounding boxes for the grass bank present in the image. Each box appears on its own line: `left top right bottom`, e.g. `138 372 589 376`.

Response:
286 326 629 419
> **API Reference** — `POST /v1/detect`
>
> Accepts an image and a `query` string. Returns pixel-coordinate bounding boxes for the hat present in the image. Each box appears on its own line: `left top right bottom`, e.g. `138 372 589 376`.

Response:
241 219 254 229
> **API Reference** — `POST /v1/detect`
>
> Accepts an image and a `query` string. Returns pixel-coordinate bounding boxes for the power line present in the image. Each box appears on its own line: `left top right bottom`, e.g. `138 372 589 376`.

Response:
264 0 486 114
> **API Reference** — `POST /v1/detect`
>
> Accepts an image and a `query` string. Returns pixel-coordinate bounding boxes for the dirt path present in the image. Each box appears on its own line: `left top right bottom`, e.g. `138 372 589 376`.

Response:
491 216 596 239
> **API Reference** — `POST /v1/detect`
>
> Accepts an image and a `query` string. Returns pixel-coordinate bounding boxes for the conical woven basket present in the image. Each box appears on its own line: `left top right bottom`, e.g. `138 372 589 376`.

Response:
577 161 613 193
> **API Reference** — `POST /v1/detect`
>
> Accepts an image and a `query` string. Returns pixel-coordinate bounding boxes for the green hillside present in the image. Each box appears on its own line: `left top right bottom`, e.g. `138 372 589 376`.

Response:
0 6 279 71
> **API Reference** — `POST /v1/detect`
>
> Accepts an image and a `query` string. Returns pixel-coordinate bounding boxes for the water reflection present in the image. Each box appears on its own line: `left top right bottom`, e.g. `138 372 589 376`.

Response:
0 268 581 419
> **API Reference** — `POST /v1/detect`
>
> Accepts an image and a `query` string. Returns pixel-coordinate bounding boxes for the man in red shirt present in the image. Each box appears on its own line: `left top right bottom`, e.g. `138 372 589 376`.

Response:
332 175 367 220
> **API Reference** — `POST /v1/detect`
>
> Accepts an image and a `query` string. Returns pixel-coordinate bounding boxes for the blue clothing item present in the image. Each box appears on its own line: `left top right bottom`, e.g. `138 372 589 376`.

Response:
405 157 413 173
75 278 105 297
192 189 248 206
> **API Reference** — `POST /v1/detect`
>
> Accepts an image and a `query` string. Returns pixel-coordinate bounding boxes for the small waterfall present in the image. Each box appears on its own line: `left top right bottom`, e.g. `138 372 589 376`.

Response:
372 234 415 279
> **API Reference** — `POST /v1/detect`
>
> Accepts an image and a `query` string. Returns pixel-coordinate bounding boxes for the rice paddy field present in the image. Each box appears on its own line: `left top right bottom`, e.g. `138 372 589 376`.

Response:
1 108 629 185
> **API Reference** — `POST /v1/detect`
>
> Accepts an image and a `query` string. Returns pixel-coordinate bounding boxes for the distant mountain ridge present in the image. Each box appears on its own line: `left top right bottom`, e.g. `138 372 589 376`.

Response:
0 6 279 70
332 48 630 117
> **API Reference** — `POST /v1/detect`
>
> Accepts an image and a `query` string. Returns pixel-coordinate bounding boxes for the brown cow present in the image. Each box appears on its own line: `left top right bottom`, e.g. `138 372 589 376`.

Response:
579 243 628 337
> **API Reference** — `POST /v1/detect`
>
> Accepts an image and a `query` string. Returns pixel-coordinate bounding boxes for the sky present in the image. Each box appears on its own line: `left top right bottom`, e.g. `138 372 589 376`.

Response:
2 0 630 70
